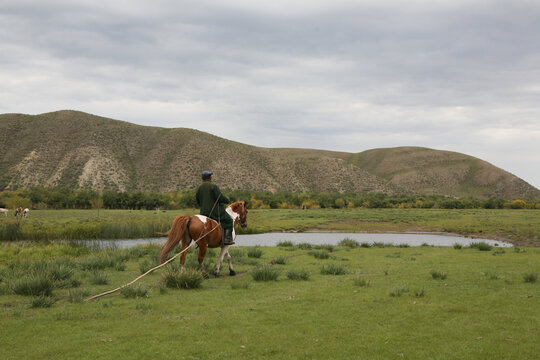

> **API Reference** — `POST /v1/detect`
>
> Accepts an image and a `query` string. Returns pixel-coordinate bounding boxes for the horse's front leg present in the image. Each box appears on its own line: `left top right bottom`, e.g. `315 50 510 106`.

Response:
226 249 236 276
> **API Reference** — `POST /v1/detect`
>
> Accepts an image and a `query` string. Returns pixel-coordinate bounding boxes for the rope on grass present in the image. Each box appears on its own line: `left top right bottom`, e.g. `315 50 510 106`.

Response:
84 223 219 302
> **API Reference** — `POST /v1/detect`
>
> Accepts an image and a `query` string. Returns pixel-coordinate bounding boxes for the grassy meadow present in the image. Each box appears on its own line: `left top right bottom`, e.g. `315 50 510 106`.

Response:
0 240 539 359
0 208 538 246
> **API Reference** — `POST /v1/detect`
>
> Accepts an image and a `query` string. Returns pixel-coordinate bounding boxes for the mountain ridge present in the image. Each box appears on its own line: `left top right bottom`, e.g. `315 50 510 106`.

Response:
1 110 538 198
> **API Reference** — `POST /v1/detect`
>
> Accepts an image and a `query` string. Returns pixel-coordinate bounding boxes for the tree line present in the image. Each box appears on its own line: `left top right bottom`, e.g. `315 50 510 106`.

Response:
0 187 538 210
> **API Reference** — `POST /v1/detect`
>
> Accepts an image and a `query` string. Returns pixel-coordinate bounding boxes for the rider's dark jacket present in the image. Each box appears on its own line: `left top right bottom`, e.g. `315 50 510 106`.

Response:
196 180 233 229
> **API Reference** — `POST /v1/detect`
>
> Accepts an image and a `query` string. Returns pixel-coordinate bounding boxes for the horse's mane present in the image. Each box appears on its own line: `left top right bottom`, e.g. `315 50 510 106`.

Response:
228 201 247 211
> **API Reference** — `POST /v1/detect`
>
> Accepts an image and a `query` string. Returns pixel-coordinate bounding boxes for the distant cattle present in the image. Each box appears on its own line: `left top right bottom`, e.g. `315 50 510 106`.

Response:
23 208 29 217
15 207 23 217
0 208 8 216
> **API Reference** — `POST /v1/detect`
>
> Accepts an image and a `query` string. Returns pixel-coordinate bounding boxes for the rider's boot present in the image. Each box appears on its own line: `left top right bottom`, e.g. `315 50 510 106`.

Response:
223 228 235 245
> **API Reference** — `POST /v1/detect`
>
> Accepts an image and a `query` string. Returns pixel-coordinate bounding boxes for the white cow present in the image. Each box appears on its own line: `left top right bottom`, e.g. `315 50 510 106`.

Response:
0 208 8 216
23 208 29 217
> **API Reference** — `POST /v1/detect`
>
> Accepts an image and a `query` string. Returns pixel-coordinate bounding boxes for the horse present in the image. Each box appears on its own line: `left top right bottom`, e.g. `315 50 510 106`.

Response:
23 208 29 217
159 201 248 278
0 208 8 217
14 207 23 217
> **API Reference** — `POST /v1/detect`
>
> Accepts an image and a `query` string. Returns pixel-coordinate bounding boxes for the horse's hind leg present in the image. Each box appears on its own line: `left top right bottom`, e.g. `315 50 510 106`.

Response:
214 245 232 277
179 238 190 272
198 244 209 279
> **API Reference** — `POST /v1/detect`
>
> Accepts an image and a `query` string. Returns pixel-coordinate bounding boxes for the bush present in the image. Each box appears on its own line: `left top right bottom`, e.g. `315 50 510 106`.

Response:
162 268 204 289
287 269 310 281
250 265 280 281
320 264 347 275
297 243 313 250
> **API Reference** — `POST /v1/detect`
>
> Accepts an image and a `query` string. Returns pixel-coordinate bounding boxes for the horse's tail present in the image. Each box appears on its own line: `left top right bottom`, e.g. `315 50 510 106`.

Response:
159 215 190 264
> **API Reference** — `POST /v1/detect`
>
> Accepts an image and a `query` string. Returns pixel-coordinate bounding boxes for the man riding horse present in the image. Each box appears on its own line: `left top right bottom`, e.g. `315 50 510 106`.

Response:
196 171 234 245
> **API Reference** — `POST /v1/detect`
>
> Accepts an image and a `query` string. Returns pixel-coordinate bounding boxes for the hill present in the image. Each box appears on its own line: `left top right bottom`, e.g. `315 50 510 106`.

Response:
1 110 538 198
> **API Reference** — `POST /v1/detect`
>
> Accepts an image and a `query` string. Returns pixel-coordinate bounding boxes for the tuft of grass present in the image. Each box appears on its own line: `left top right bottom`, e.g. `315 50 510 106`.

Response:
29 295 55 308
389 287 409 297
231 280 250 289
353 277 370 287
11 276 54 297
492 248 506 256
120 285 149 298
453 243 463 250
297 243 313 250
414 289 426 297
470 242 493 251
360 242 371 248
320 264 347 275
398 243 410 248
247 247 263 258
308 250 330 259
162 268 204 289
139 258 159 274
523 272 538 283
88 272 109 285
339 238 359 248
277 241 294 248
430 270 447 280
270 256 287 265
250 265 280 281
287 269 310 281
484 271 500 280
68 288 90 303
315 244 334 252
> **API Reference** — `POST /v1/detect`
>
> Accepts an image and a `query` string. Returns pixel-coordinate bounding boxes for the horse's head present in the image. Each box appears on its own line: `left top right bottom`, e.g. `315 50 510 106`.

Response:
230 201 248 228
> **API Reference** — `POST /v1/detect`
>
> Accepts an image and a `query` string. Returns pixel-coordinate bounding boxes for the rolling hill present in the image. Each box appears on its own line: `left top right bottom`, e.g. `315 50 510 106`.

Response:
1 110 538 198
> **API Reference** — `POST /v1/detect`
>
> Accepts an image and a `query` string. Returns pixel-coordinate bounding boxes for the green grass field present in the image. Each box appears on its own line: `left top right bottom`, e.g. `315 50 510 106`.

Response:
0 208 539 245
0 240 539 359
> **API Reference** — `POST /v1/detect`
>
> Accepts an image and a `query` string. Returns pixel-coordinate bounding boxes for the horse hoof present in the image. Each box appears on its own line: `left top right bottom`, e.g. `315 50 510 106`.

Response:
203 273 210 279
229 270 236 276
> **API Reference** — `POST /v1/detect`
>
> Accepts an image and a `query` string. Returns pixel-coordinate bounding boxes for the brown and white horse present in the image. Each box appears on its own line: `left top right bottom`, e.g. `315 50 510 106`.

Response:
159 201 248 277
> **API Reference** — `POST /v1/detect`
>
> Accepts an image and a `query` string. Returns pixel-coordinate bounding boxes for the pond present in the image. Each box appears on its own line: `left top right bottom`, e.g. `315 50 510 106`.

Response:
74 232 512 249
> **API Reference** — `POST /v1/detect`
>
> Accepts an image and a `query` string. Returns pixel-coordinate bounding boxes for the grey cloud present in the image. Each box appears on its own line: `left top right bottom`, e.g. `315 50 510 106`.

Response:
0 0 539 187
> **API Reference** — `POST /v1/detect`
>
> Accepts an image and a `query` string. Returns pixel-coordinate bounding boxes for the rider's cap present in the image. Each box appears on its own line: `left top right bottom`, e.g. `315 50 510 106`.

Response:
201 171 213 180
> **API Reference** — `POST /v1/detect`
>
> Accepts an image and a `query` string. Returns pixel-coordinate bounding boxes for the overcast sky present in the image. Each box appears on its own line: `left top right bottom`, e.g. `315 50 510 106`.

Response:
1 0 539 189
